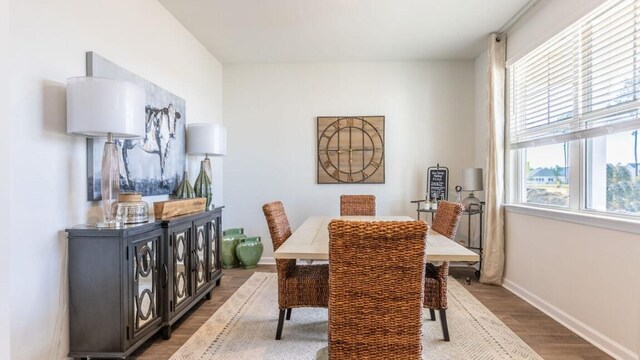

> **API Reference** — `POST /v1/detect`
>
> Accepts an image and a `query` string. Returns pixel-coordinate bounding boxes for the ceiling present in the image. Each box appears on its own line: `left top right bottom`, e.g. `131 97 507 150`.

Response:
159 0 529 64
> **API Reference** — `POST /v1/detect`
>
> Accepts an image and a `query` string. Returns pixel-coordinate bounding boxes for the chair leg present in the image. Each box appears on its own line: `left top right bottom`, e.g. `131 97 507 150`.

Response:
429 309 436 321
439 309 450 342
276 309 286 340
286 308 292 320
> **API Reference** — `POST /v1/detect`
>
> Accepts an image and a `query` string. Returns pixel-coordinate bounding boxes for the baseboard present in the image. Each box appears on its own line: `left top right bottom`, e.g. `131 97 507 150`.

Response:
502 278 638 360
258 256 276 265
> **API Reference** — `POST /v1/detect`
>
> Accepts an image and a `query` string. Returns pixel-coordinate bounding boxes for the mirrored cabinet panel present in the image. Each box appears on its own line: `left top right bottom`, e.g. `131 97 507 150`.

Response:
173 229 191 308
132 234 161 340
195 224 207 292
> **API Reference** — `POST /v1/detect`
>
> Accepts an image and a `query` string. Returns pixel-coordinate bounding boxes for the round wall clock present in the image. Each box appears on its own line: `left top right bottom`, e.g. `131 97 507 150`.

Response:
317 116 385 184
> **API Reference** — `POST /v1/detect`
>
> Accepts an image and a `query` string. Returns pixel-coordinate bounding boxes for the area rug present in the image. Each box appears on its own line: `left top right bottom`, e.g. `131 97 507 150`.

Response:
170 272 542 360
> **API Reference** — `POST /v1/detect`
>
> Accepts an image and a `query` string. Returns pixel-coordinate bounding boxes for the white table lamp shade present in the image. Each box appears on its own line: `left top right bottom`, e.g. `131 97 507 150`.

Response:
462 168 483 191
67 76 145 138
187 123 227 156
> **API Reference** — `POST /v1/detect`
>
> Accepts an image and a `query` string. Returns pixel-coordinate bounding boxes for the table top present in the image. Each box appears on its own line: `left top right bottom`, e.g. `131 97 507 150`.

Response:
273 216 480 262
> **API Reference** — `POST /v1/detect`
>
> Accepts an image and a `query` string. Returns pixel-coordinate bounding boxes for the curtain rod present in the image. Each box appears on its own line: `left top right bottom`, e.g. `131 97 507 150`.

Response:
497 0 543 37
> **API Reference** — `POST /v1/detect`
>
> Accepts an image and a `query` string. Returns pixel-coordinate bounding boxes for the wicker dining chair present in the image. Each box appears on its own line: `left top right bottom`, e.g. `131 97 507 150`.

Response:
424 200 464 342
339 195 376 216
262 201 329 340
326 219 427 359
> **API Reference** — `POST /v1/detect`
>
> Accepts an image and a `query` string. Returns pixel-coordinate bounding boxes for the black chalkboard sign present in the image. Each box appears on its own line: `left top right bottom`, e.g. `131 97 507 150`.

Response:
427 165 449 201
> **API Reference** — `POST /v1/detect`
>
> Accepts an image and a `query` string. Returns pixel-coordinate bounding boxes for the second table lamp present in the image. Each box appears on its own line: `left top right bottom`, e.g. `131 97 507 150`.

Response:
186 123 227 209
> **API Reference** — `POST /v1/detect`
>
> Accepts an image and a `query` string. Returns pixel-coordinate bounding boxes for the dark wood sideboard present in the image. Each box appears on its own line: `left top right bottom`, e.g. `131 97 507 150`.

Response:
66 207 224 359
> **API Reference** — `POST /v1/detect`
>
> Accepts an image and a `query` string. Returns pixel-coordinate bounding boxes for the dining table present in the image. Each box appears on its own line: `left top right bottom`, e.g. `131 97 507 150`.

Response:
273 215 480 263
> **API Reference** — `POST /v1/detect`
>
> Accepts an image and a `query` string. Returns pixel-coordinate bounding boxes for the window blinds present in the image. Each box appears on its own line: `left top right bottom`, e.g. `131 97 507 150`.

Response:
509 0 640 149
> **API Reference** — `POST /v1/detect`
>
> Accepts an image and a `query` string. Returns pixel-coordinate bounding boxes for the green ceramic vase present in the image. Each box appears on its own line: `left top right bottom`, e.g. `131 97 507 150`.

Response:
235 236 263 269
194 162 212 209
222 228 247 269
175 171 195 199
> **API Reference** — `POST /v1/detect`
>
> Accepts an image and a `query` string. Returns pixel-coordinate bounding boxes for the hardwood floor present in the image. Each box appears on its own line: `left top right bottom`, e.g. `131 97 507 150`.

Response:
129 265 276 360
130 265 611 360
449 267 612 360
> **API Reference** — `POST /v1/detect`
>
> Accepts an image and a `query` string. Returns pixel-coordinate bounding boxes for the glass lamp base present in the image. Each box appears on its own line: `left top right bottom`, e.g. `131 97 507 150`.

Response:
101 135 120 224
202 157 214 209
462 192 481 211
194 159 213 210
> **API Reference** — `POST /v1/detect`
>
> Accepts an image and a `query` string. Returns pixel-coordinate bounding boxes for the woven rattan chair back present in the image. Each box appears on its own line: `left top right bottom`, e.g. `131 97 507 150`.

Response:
262 201 296 296
431 201 464 240
263 201 329 340
424 200 463 342
327 220 427 360
339 195 376 216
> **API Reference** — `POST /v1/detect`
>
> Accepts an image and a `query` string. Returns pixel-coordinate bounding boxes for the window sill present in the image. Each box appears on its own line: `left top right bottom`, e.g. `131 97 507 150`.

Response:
503 204 640 235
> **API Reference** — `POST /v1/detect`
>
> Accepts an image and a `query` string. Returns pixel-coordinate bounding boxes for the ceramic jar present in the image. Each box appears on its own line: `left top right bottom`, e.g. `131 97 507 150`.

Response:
222 228 247 269
235 236 263 269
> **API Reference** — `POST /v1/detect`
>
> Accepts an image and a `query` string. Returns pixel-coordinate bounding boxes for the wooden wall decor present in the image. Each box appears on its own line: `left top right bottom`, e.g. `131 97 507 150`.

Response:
317 116 385 184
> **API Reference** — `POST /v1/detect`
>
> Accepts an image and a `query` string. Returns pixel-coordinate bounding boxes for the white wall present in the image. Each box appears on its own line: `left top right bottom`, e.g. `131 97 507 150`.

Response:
9 1 222 359
223 61 476 260
0 0 11 358
497 1 640 359
503 211 640 360
473 51 488 170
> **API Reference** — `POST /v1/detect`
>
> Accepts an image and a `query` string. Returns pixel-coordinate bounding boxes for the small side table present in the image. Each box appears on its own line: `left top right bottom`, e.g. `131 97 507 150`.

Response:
410 200 484 278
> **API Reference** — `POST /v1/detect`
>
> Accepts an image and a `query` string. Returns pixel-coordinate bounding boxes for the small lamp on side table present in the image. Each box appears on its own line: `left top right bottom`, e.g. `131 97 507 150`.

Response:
67 76 145 227
187 123 227 209
462 168 483 211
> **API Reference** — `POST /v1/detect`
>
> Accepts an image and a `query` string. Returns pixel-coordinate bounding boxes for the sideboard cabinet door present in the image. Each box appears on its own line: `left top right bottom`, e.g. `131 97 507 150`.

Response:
193 219 210 297
209 213 223 285
169 223 193 315
160 209 224 339
67 222 165 359
129 229 163 343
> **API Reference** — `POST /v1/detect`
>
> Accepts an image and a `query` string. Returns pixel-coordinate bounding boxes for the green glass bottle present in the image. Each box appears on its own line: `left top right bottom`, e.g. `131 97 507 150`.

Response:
194 161 212 209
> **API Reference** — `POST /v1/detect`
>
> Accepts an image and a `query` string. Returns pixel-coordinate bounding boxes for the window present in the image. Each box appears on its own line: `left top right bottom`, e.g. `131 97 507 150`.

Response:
509 0 640 217
586 129 640 214
523 143 570 207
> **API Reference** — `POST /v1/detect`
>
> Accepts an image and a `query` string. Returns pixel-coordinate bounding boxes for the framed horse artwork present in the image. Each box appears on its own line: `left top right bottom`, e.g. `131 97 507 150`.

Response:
85 52 186 200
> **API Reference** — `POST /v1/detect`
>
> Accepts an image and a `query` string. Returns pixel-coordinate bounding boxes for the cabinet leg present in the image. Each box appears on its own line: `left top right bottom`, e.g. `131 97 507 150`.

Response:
216 278 221 286
161 325 172 340
205 289 213 300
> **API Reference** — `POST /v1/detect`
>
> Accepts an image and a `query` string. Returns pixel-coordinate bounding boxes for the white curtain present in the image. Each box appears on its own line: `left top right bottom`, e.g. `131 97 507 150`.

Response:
480 34 506 285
